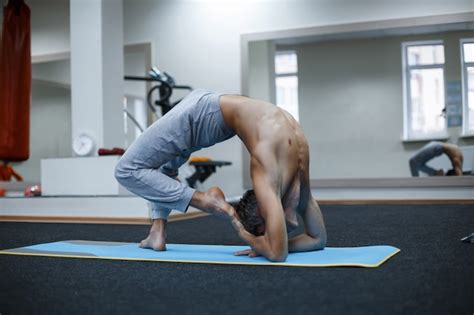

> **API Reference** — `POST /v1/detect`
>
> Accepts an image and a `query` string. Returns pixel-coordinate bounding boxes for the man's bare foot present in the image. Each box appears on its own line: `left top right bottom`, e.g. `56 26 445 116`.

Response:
139 219 167 251
191 187 236 219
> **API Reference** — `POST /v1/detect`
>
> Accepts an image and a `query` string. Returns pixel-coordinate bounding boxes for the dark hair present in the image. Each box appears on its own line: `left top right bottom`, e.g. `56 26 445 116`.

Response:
234 190 265 236
446 169 455 176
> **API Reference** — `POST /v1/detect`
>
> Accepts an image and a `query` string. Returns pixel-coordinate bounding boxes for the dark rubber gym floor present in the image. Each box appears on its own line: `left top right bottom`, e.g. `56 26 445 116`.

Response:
1 204 473 315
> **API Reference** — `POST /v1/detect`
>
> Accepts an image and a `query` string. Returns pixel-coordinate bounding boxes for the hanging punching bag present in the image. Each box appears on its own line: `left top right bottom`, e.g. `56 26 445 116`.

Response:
0 0 31 162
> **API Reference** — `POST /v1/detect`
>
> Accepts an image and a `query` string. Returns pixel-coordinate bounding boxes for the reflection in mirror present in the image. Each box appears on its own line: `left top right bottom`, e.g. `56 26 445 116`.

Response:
246 22 474 179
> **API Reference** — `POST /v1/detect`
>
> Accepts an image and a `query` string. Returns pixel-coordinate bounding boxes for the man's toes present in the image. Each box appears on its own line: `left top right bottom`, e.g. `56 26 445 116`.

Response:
139 238 151 249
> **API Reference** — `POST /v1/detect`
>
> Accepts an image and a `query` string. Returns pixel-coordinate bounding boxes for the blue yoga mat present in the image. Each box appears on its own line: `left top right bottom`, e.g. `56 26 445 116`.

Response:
0 240 399 267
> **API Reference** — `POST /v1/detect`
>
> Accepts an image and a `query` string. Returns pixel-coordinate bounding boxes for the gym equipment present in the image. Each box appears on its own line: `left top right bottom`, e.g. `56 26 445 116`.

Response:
0 240 400 268
186 158 232 188
0 162 23 181
461 233 474 243
125 68 192 116
98 148 126 156
24 184 41 197
0 0 31 162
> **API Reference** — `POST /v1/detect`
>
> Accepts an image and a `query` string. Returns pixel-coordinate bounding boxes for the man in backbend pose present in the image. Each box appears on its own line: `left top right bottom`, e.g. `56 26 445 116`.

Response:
115 89 326 262
409 141 464 177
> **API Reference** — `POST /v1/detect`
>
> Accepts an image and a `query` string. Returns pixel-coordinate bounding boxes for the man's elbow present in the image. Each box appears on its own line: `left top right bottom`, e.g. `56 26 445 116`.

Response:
307 232 327 251
267 250 288 262
314 237 327 250
315 231 327 250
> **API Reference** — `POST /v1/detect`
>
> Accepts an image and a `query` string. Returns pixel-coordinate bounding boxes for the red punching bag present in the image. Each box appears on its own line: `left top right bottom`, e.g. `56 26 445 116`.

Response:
0 0 31 162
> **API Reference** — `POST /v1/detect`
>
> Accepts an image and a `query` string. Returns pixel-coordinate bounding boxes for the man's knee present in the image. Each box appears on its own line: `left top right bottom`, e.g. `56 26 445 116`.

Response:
114 160 133 187
409 158 419 176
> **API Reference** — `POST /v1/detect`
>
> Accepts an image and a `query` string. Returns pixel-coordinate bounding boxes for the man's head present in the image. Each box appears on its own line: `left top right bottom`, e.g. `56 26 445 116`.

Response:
234 190 265 236
446 169 456 176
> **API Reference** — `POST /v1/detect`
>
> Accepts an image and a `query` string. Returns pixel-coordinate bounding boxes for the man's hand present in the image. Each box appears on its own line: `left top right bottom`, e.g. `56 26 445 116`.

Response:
230 216 284 261
234 248 260 257
231 217 261 253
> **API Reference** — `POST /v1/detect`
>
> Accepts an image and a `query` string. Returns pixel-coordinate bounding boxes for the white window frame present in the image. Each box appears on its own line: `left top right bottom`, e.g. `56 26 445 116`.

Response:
402 40 448 141
461 38 474 137
274 50 299 121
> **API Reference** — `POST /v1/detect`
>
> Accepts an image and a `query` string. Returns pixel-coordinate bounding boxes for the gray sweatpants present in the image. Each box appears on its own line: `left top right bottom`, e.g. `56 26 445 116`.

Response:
409 141 444 176
115 89 235 219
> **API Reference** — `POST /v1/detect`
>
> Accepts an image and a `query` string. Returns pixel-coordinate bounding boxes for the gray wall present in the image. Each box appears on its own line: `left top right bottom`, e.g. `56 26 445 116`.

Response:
15 82 72 182
248 40 276 103
291 30 474 178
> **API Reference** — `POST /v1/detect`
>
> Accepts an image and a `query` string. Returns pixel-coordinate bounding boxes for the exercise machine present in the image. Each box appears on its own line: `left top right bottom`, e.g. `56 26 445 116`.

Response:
186 157 232 189
125 67 193 117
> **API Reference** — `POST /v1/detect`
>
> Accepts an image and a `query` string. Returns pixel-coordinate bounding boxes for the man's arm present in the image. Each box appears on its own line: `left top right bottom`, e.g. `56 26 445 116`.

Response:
419 164 439 176
288 198 326 252
452 157 463 176
232 157 288 262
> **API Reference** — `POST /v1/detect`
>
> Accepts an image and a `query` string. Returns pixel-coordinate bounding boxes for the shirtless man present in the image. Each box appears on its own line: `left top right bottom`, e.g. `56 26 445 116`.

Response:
409 141 464 177
115 89 326 262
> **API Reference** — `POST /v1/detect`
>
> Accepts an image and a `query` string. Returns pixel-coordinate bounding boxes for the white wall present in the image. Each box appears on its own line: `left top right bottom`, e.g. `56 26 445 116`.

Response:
124 50 148 98
31 59 70 86
19 0 70 56
248 40 275 103
3 0 472 193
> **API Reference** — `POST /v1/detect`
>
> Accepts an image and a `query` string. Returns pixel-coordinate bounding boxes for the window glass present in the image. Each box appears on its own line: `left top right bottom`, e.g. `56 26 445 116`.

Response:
463 43 474 63
275 52 298 75
407 45 444 66
275 51 299 121
467 66 474 130
276 76 299 120
409 68 445 135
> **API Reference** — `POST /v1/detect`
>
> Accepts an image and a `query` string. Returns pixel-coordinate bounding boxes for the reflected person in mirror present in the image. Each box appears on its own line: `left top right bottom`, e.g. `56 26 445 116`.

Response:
409 141 463 177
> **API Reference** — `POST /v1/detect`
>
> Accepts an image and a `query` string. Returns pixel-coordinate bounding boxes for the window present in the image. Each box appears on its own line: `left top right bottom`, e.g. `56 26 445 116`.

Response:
275 51 299 121
461 38 474 135
402 41 447 140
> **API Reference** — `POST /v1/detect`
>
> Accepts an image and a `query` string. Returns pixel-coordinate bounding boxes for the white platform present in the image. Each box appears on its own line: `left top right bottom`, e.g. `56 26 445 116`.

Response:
1 177 472 223
0 195 201 221
310 176 474 199
41 156 130 196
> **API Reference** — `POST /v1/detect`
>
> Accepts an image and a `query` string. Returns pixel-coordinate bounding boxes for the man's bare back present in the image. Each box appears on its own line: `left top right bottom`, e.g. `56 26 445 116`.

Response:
442 143 464 176
220 95 308 222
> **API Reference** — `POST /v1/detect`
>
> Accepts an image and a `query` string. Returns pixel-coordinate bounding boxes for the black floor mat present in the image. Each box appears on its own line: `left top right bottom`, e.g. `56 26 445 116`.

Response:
1 204 473 314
